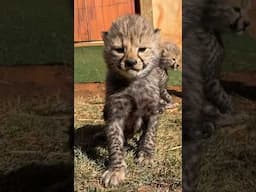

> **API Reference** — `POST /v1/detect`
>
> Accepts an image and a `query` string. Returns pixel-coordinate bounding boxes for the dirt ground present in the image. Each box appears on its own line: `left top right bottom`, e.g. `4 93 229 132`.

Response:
221 71 256 86
0 64 253 99
0 64 73 100
75 83 182 98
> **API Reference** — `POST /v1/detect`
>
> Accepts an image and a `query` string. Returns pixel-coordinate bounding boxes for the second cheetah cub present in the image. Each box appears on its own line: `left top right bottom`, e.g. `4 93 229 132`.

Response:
158 42 181 112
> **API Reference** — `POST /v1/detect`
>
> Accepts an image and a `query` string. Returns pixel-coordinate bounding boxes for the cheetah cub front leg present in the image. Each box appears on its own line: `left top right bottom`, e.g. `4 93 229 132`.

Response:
102 119 127 187
136 114 158 166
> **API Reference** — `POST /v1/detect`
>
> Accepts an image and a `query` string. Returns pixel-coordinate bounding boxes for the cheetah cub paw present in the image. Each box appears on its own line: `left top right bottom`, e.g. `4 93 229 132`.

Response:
136 152 154 166
102 166 126 187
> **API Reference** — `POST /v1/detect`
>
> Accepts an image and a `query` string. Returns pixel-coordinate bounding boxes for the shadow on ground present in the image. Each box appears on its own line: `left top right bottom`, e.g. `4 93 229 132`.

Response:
0 163 73 192
75 124 106 150
222 80 256 100
168 89 182 98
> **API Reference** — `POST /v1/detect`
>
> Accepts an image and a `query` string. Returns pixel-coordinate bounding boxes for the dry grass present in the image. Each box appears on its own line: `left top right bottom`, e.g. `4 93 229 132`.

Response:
0 95 72 174
74 95 182 192
197 94 256 192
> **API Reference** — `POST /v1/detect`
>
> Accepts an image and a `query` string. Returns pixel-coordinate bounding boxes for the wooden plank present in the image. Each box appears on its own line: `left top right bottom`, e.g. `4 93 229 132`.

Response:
74 41 104 47
152 0 182 49
74 0 90 42
75 0 135 42
248 0 256 38
139 0 153 26
94 0 104 40
86 0 97 41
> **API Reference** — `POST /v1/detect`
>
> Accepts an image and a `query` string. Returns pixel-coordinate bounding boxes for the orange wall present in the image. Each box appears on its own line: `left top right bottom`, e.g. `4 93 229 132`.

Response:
152 0 182 49
74 0 135 42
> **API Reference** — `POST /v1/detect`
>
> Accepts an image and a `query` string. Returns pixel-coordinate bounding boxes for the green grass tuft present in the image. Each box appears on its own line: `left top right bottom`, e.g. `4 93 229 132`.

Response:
74 46 106 83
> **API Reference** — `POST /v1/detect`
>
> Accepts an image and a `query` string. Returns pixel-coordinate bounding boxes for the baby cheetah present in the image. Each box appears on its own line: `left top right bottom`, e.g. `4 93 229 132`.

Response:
158 42 181 112
101 14 162 187
137 41 181 113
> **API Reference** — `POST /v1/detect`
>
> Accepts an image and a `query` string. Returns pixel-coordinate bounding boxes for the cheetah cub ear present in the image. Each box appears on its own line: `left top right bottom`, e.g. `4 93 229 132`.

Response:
101 31 108 42
162 47 169 57
154 28 161 33
153 28 161 40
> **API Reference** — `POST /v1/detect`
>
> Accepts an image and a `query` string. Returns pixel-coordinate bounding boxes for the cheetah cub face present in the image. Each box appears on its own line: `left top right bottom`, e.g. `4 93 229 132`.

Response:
160 42 181 71
102 15 161 79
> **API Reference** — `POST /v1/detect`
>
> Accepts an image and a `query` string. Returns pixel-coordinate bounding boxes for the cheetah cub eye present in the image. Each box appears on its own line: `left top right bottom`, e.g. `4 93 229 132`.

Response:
114 48 125 54
138 47 147 53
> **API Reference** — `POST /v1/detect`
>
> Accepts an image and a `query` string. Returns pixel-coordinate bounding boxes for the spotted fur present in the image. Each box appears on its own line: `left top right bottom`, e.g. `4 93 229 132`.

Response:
158 42 181 112
137 41 181 113
101 14 162 187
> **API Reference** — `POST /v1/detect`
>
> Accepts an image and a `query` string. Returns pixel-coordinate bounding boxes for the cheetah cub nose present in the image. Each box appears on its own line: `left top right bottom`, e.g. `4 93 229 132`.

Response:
125 58 137 68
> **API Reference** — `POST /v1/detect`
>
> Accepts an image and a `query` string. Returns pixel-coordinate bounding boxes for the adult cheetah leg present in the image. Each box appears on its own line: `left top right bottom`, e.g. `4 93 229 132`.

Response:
102 119 127 187
137 114 158 165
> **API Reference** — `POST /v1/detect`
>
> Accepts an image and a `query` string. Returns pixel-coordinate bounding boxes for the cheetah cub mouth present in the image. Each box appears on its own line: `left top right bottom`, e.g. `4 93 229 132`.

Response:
117 48 148 76
112 46 153 78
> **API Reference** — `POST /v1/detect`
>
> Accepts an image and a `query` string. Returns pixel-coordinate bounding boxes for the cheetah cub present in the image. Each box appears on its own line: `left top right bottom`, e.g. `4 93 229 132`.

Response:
158 42 181 112
138 41 181 113
101 14 162 187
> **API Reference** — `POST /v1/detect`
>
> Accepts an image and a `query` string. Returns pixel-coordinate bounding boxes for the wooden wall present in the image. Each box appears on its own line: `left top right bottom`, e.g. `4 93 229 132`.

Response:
74 0 182 46
74 0 254 44
74 0 135 42
248 0 256 39
152 0 182 49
